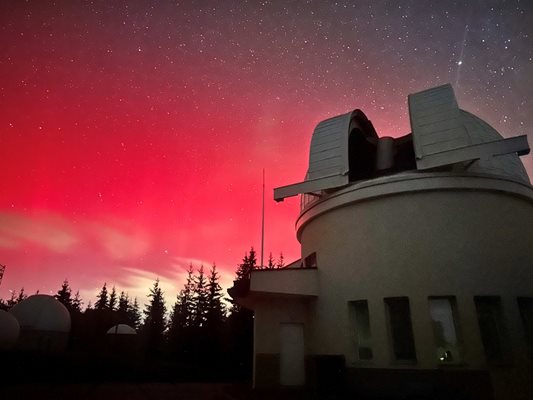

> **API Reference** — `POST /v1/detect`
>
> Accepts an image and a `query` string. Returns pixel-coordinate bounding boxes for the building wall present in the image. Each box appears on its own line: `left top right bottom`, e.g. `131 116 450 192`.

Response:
253 297 314 388
297 178 533 397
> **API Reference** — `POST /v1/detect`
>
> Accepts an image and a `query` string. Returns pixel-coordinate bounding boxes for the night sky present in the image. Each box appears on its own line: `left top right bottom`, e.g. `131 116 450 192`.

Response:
1 1 532 306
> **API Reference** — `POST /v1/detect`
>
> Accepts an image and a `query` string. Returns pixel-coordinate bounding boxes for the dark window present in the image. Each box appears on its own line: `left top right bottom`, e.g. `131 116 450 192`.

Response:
517 297 533 360
474 296 510 365
385 297 417 362
304 252 317 268
429 297 462 363
350 300 373 360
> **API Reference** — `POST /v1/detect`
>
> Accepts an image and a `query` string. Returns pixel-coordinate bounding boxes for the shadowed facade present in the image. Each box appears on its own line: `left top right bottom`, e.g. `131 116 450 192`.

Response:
230 84 533 399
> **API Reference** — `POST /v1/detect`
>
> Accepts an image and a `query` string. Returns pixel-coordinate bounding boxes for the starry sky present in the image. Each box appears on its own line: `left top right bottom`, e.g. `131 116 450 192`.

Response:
1 0 532 307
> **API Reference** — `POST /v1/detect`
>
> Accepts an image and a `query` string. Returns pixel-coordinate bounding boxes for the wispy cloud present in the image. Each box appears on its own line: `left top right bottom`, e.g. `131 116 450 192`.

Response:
90 223 150 261
0 212 79 252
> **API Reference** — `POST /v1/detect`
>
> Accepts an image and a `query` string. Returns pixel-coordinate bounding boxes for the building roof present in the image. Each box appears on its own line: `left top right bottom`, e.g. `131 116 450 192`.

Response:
106 324 137 335
274 84 530 201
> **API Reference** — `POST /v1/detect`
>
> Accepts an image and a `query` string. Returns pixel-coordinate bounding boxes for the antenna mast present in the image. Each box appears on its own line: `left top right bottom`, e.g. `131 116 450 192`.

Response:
261 169 265 268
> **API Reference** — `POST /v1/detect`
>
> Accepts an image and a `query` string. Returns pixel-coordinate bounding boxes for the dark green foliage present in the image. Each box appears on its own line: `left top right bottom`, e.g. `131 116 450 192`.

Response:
127 297 142 329
5 288 26 308
193 265 208 328
72 290 83 313
55 279 72 308
117 291 129 316
94 283 109 310
108 286 117 310
206 264 225 329
228 249 255 379
55 280 83 315
267 252 275 269
116 291 141 328
235 247 257 280
142 278 167 355
168 265 195 359
16 287 27 303
169 265 195 330
277 252 285 268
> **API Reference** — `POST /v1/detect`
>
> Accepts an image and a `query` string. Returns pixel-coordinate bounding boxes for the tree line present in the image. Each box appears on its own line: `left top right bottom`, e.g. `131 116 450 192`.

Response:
0 247 273 380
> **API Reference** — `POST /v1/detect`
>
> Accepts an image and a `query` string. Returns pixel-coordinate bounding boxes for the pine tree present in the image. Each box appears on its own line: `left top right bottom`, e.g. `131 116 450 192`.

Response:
108 286 118 310
86 300 93 310
142 279 167 354
55 279 73 309
235 247 257 280
168 265 196 358
267 252 275 269
206 264 225 328
16 287 27 303
127 297 141 329
170 264 195 331
94 283 109 310
228 250 255 377
72 290 83 313
193 265 209 328
277 252 285 268
118 291 129 314
7 290 17 308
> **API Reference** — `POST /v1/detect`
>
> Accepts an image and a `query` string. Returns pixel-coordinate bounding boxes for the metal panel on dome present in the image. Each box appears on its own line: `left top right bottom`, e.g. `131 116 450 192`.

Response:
409 84 530 170
274 112 353 201
409 84 470 169
307 112 353 180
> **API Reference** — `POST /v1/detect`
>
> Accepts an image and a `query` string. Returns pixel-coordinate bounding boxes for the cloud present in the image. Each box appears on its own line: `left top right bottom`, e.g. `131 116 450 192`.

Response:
170 256 236 296
90 223 150 261
0 211 79 252
115 266 182 307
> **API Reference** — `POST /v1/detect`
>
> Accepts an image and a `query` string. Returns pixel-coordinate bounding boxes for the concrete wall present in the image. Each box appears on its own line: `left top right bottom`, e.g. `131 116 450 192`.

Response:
253 297 314 388
296 177 533 397
250 269 318 296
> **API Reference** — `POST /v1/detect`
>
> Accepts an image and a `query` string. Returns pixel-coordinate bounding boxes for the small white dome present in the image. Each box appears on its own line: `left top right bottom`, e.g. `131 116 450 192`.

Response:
9 294 71 333
106 324 136 335
0 309 20 349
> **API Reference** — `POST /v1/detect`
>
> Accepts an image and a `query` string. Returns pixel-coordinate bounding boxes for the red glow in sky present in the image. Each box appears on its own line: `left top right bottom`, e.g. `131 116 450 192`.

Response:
1 1 532 306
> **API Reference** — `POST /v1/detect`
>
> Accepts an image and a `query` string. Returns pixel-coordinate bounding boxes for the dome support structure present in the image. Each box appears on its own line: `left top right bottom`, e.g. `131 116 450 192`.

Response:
274 84 530 202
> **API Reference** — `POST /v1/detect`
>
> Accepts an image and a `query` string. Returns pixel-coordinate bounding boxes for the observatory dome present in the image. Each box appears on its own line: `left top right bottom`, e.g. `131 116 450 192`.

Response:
9 294 71 333
458 110 529 183
274 84 530 203
0 309 20 350
106 324 136 335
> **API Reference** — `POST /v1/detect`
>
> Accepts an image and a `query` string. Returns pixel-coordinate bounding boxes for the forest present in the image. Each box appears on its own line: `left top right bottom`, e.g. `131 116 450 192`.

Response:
0 248 285 383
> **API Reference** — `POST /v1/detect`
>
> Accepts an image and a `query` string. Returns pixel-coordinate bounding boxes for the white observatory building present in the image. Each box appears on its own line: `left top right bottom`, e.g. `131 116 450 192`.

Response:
231 84 533 399
9 294 71 352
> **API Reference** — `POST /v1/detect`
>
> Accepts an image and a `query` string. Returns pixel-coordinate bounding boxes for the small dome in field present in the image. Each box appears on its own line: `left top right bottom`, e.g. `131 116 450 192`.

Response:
9 294 71 333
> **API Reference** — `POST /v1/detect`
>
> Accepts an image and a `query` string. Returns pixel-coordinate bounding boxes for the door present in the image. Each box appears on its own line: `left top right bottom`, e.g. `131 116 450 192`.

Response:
280 323 305 386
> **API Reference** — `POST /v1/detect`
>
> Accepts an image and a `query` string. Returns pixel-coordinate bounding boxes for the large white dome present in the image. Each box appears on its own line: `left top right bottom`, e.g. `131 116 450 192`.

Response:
106 324 136 335
0 309 20 349
9 294 71 333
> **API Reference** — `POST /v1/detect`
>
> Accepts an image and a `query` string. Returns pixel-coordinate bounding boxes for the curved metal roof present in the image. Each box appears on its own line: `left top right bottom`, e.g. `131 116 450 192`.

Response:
274 84 530 201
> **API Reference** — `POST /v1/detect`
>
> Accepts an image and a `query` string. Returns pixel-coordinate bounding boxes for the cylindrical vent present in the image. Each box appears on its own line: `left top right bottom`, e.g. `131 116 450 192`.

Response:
376 137 395 170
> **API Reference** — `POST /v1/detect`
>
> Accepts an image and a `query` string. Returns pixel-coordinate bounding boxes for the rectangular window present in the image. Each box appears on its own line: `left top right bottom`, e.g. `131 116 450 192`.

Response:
429 297 462 363
517 297 533 360
474 296 510 365
350 300 373 360
385 297 416 362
